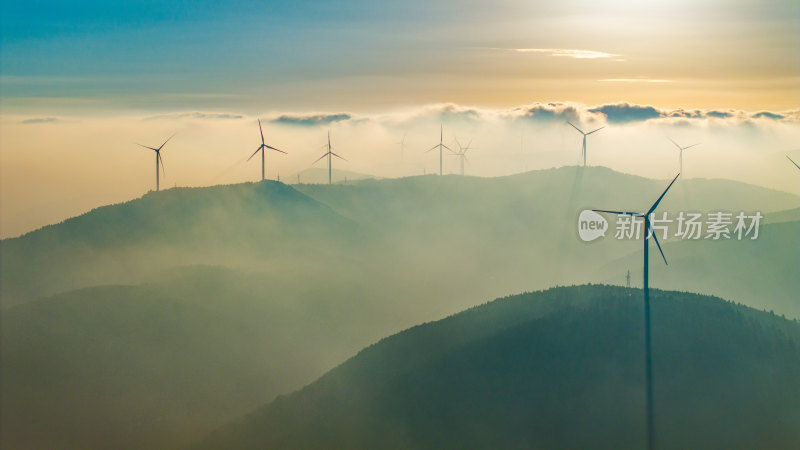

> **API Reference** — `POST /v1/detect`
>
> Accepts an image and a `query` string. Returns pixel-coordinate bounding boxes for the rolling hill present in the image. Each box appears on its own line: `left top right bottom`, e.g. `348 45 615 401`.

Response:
197 285 800 450
0 180 361 309
2 167 798 449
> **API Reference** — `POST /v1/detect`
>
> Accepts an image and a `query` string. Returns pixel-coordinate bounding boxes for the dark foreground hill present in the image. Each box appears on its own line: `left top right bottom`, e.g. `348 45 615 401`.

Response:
197 285 800 450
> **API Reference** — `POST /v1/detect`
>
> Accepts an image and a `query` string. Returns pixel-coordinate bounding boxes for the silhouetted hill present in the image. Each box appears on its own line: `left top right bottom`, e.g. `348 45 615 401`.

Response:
0 181 359 308
197 285 800 450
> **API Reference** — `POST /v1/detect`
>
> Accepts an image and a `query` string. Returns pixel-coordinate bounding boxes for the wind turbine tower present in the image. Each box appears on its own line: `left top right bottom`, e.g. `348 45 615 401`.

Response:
594 173 680 450
136 134 173 191
248 119 287 181
425 124 452 176
568 122 605 166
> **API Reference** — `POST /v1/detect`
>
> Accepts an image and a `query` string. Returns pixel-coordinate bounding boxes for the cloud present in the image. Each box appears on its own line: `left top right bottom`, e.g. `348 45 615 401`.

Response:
416 103 485 122
780 110 800 122
598 78 672 83
580 103 798 125
514 48 620 59
20 117 60 124
270 113 352 127
127 103 796 133
706 111 734 119
666 109 706 119
143 112 244 121
751 111 784 120
510 102 587 124
588 103 663 123
330 102 800 128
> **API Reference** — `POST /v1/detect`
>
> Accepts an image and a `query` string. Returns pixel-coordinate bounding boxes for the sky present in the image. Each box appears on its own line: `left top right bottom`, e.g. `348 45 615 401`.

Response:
1 0 799 237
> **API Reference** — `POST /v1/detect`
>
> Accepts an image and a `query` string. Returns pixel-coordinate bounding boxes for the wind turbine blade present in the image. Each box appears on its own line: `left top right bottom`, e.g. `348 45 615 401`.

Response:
593 209 643 217
425 144 439 153
667 137 681 149
442 144 453 152
647 173 681 215
651 231 668 265
587 126 605 135
313 153 328 164
258 119 265 145
158 134 175 151
158 152 166 176
247 147 262 161
137 144 159 151
567 121 585 134
330 152 347 161
683 143 700 150
454 136 462 150
265 145 287 154
788 155 800 170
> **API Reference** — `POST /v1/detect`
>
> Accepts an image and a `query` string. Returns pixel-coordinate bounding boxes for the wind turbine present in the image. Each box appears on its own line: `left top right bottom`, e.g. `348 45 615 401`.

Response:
395 133 408 160
450 137 473 176
425 124 452 176
313 130 347 185
568 122 605 166
136 134 173 191
593 173 680 450
668 138 699 179
787 155 800 171
248 119 287 181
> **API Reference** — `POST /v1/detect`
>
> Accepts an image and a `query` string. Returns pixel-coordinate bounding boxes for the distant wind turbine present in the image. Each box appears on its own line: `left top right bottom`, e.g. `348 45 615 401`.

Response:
568 122 604 166
668 138 699 179
450 137 474 176
136 134 173 191
395 133 408 160
248 119 287 181
787 155 800 171
593 173 680 450
425 124 453 176
313 130 347 185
